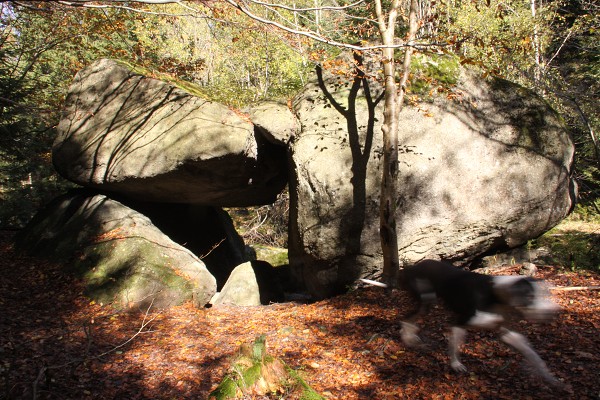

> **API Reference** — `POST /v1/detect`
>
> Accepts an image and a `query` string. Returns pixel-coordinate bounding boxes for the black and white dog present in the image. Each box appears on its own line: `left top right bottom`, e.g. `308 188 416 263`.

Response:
362 259 561 385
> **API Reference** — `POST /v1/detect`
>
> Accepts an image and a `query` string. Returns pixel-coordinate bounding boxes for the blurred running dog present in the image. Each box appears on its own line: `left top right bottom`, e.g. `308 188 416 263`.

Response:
361 259 561 385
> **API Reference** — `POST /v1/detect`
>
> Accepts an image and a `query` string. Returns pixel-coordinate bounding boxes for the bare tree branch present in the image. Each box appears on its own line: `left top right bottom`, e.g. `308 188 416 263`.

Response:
224 0 415 51
58 0 183 5
245 0 365 12
9 0 443 51
55 0 200 16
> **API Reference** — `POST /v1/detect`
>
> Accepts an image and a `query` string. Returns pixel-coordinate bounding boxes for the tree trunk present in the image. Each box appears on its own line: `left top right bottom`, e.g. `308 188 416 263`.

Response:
375 0 401 287
377 0 418 287
530 0 542 86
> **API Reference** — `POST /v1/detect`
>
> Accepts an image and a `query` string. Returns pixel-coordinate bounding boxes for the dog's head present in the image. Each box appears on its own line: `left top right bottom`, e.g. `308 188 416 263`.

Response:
492 276 560 321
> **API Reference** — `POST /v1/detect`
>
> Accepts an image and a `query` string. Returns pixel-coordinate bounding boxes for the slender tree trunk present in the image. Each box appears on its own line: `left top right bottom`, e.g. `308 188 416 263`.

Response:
376 0 418 287
530 0 542 85
375 0 401 287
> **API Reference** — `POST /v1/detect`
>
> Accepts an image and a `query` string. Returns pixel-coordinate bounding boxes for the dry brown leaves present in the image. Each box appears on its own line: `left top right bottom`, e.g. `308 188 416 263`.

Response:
1 231 598 400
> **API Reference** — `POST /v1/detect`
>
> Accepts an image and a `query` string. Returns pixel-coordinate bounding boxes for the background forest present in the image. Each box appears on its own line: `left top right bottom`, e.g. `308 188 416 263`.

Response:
0 0 598 234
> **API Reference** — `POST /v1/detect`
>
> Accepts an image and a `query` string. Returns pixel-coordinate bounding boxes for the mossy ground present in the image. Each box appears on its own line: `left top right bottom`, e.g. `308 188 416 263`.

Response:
529 214 600 272
251 244 289 267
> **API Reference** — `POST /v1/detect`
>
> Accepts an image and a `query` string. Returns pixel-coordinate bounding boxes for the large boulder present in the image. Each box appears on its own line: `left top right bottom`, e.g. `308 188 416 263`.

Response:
15 190 217 308
53 59 287 206
289 57 576 298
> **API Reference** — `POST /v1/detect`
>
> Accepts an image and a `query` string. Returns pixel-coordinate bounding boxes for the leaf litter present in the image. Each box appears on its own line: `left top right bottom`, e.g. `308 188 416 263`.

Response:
1 231 599 399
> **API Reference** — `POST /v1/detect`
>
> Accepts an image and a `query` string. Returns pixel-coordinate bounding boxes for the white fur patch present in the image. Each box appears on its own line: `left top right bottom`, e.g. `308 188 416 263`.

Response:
466 310 504 328
500 328 559 384
492 275 525 287
523 296 561 320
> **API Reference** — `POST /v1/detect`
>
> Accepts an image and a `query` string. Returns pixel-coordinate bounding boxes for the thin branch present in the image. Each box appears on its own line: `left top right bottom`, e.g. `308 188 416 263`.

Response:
199 238 226 259
12 0 187 14
14 0 439 51
245 0 365 12
223 0 420 51
95 298 159 359
545 30 573 69
32 364 47 400
398 0 418 104
30 300 159 400
555 91 600 165
57 0 183 5
55 0 199 16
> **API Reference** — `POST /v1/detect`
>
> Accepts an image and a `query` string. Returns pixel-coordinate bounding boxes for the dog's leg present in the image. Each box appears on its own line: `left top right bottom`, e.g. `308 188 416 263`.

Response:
400 321 422 346
500 328 560 385
400 290 436 347
448 326 468 373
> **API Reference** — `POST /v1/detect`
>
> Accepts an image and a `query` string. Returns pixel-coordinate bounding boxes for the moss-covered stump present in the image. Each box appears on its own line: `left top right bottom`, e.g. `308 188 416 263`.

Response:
15 189 217 309
210 335 324 400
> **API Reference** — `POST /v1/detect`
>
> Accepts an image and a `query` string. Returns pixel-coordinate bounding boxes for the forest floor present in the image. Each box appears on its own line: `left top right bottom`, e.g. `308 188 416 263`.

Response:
1 230 599 400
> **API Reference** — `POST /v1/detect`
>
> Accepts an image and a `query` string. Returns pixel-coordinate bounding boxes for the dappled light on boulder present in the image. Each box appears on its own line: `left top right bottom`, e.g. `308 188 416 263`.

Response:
25 55 578 303
53 59 288 207
289 54 576 298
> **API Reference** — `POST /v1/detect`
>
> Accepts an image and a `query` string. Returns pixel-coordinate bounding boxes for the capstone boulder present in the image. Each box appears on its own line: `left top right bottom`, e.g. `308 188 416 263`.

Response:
245 100 299 146
53 59 287 206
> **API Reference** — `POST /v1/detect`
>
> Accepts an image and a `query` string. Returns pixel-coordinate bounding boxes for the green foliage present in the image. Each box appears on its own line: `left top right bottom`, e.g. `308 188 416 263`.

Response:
0 2 312 228
0 3 143 227
530 219 600 272
576 162 600 212
549 2 600 213
572 201 600 223
441 0 549 78
126 3 312 108
410 53 461 96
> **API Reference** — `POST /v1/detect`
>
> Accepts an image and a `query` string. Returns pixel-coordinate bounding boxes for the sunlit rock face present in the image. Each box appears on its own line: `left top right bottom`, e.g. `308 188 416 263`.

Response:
53 59 288 207
49 56 576 301
289 57 576 298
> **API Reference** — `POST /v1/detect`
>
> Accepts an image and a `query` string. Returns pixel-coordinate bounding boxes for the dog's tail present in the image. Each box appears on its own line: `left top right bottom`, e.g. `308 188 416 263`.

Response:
360 278 389 288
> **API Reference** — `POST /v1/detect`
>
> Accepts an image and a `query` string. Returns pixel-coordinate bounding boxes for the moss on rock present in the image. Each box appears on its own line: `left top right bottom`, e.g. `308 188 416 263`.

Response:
16 190 217 309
